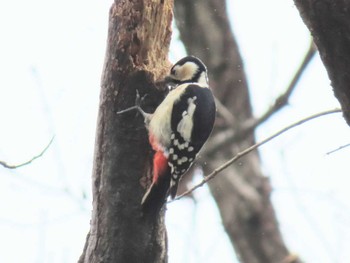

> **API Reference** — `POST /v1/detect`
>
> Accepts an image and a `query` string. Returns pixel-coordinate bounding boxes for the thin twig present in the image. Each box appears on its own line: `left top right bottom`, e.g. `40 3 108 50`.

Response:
0 136 55 169
204 41 317 155
242 41 317 132
326 143 350 155
174 108 341 201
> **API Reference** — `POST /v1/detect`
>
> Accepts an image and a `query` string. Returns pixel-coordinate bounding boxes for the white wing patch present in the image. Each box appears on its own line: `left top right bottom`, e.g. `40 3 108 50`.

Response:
177 96 197 142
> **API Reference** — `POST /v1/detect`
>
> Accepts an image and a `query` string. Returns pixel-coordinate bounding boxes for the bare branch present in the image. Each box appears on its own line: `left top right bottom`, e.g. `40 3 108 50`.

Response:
0 136 54 169
204 41 317 155
326 143 350 155
242 40 317 131
174 108 341 200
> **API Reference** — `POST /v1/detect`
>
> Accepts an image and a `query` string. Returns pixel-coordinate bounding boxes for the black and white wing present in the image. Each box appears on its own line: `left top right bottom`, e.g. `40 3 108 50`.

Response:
167 84 216 198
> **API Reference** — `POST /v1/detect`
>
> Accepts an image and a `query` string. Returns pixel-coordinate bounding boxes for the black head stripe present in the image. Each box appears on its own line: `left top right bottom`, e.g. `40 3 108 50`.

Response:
173 56 207 72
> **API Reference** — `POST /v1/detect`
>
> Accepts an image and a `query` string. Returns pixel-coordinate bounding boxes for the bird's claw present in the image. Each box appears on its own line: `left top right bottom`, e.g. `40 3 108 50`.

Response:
135 90 148 107
135 89 141 107
116 90 148 116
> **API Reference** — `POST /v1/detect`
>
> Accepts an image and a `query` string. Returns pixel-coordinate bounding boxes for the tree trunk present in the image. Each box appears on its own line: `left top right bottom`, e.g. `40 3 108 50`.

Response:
174 1 301 262
294 0 350 125
79 1 173 262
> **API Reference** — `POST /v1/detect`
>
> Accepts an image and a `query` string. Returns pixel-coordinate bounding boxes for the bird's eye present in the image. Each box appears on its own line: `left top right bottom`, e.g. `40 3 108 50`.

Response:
171 68 176 76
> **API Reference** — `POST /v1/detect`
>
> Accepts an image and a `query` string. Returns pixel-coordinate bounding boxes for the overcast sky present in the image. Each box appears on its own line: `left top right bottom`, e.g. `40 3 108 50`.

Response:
0 1 349 262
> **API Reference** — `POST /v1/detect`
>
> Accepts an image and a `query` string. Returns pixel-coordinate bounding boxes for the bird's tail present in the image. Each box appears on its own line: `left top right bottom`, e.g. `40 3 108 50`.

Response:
169 178 179 200
141 151 171 214
141 170 171 214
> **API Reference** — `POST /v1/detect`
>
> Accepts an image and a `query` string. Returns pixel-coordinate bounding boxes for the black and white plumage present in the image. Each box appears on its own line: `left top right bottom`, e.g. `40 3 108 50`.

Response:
166 83 215 197
139 56 216 212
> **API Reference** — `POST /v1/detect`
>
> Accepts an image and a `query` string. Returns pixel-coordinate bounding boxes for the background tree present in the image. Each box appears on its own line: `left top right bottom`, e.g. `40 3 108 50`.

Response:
174 1 302 262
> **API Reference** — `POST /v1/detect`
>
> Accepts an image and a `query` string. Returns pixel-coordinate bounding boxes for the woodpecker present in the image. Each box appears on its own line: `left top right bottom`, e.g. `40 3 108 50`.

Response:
119 56 216 212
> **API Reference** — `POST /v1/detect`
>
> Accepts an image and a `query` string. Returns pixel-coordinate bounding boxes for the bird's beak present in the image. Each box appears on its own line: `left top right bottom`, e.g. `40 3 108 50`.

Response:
164 76 176 84
163 76 179 89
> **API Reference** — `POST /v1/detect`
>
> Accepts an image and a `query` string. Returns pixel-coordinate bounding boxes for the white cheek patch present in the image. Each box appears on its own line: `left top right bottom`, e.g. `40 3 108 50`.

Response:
177 96 197 142
179 62 198 80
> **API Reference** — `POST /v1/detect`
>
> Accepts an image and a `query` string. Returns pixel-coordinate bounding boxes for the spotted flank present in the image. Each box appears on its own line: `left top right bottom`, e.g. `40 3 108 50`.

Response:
168 132 197 176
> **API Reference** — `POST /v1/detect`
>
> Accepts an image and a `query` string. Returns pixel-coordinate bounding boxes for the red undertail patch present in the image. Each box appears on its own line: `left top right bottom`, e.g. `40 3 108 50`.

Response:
153 151 168 184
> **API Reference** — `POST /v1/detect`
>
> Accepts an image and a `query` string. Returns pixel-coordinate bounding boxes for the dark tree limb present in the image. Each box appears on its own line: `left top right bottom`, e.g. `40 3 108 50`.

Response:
293 0 350 125
79 1 173 262
174 0 302 262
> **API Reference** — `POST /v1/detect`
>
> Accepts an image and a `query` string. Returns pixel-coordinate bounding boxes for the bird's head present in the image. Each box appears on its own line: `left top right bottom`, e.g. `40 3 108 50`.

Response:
165 56 208 87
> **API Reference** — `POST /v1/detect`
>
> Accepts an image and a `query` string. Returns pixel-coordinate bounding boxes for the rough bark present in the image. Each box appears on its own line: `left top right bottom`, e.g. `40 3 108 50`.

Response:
294 0 350 125
79 1 173 263
174 1 301 263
